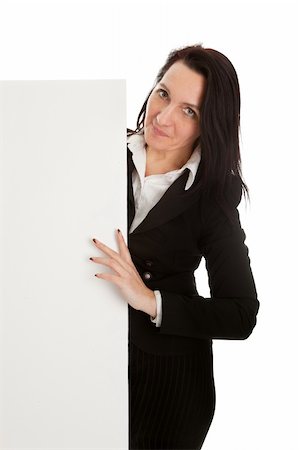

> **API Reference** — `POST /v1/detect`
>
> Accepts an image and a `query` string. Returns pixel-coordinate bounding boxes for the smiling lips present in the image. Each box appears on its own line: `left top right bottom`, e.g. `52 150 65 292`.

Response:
152 124 169 137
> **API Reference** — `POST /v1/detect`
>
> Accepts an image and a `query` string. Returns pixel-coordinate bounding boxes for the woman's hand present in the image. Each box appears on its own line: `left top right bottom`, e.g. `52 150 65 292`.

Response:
89 229 157 318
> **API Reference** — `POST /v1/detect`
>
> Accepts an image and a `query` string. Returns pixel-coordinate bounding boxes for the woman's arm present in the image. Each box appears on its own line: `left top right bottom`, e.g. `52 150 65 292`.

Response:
157 179 260 340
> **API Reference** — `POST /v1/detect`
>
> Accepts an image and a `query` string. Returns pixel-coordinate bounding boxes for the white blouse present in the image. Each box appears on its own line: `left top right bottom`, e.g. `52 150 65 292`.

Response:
127 131 201 327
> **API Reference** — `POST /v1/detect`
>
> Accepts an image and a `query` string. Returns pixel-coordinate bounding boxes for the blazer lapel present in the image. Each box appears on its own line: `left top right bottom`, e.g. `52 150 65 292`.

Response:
127 147 201 235
127 146 136 230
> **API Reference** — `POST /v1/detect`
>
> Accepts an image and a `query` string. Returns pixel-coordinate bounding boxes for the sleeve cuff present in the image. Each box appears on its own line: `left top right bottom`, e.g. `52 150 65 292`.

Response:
150 290 162 327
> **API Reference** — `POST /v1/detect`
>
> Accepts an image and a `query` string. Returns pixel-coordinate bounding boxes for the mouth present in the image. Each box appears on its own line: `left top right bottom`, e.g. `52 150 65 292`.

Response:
152 124 169 137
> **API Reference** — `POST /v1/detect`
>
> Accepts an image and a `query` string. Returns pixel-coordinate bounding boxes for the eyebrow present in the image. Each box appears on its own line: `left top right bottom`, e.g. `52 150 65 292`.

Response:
158 82 200 110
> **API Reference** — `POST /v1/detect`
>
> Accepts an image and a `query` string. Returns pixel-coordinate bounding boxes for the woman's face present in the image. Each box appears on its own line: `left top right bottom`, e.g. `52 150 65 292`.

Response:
144 60 206 156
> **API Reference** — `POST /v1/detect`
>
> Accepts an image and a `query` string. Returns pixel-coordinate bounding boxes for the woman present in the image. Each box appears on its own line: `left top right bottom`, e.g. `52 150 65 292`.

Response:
90 44 260 449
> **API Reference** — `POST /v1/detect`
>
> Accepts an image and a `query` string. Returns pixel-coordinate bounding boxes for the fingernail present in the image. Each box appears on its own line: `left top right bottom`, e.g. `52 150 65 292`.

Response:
93 238 97 243
89 257 93 260
117 229 121 233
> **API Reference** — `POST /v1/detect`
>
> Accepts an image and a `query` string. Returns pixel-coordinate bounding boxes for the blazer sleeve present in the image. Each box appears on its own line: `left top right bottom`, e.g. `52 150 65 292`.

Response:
158 178 260 340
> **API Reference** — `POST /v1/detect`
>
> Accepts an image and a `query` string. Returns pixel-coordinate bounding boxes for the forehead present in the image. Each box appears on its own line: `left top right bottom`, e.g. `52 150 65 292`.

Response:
160 61 206 104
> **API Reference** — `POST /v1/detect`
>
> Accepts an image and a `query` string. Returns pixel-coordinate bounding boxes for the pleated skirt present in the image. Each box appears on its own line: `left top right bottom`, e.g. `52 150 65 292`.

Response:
129 340 216 450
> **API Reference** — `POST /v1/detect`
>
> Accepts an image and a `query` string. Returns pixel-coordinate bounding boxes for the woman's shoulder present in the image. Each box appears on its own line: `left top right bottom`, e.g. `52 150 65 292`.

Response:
201 175 242 210
198 175 243 232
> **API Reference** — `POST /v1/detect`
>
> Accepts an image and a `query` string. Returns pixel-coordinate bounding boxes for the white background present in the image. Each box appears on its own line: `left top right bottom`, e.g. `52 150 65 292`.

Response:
0 0 298 449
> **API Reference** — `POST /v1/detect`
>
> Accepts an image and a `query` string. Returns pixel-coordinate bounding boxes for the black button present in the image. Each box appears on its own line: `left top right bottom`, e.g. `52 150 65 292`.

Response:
145 260 153 267
143 271 152 280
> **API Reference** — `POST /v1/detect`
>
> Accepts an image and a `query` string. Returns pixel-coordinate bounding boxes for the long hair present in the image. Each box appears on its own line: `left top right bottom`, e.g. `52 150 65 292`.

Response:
128 43 249 213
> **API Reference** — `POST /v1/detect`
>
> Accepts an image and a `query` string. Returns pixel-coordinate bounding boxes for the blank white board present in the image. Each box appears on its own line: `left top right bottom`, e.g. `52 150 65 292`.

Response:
0 80 127 449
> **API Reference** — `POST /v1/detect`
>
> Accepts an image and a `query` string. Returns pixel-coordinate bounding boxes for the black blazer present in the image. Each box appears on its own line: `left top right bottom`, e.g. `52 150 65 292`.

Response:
127 145 259 355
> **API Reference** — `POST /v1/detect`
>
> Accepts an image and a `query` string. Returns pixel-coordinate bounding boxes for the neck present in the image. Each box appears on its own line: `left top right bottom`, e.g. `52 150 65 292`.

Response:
145 144 193 176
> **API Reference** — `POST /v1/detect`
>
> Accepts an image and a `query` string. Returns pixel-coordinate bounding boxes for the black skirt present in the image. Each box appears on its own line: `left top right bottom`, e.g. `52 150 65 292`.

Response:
129 340 216 450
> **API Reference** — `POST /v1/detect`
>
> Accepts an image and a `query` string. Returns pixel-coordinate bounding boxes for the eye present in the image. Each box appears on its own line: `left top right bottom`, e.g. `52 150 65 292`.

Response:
183 107 197 118
156 88 168 99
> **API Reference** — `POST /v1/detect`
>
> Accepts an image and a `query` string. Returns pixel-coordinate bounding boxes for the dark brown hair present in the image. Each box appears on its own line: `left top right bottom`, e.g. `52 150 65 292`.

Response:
128 43 249 212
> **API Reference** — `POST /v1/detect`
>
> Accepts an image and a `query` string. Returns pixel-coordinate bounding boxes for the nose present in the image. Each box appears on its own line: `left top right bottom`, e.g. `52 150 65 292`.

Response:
156 104 175 126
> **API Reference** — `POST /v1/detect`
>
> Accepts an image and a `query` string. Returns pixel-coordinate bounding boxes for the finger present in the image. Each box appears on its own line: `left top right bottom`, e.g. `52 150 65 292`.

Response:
92 238 123 262
95 272 122 286
116 230 142 277
91 256 128 277
116 229 133 263
93 236 133 273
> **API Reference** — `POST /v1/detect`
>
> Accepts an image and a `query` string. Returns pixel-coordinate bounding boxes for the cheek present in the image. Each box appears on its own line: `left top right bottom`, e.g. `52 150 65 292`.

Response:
145 98 153 119
178 122 200 141
192 123 200 139
145 101 160 126
148 93 162 111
